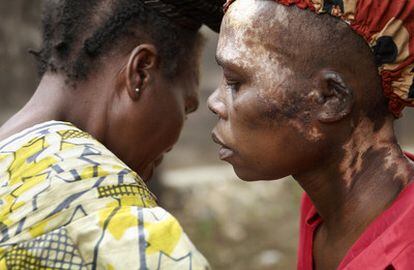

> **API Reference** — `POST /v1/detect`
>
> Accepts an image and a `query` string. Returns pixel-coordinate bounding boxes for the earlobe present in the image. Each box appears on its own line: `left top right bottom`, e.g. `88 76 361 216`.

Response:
315 70 354 123
125 44 158 100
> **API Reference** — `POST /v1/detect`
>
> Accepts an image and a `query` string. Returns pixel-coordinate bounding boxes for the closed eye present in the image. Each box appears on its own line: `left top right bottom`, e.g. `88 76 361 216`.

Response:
226 80 241 93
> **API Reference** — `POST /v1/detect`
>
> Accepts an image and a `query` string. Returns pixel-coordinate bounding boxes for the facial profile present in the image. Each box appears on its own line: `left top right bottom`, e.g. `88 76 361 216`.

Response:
208 0 384 181
17 0 214 183
105 41 202 181
209 0 318 181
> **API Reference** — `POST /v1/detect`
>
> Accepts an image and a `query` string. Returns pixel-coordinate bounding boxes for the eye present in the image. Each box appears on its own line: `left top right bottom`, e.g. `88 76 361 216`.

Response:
226 80 241 93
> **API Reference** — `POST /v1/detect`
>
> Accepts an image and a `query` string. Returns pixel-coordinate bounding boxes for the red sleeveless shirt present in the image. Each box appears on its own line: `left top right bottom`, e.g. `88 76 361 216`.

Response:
297 152 414 270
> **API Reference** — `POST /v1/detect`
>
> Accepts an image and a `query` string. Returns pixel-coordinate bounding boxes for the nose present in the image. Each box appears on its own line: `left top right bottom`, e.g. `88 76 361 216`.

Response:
208 88 227 120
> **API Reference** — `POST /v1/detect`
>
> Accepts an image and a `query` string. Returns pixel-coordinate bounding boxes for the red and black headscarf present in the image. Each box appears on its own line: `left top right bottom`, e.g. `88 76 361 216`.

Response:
224 0 414 117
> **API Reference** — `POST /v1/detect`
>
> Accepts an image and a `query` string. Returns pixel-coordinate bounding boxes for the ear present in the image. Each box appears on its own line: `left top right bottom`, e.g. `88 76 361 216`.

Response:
125 44 158 100
313 69 354 123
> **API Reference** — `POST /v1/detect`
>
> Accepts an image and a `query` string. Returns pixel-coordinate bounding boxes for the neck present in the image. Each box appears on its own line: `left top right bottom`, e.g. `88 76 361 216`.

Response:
295 118 414 239
0 73 109 142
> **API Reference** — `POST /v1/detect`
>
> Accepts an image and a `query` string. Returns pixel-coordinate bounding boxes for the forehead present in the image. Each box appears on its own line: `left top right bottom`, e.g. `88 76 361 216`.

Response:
217 0 289 64
225 0 288 27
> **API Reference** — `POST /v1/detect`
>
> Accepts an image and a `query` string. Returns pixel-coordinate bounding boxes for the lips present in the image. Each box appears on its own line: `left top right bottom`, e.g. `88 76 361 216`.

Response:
211 132 235 160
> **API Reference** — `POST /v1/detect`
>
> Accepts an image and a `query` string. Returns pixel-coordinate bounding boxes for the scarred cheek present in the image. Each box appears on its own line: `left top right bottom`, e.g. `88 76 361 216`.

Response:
288 119 324 142
257 83 324 142
232 92 269 130
255 52 293 101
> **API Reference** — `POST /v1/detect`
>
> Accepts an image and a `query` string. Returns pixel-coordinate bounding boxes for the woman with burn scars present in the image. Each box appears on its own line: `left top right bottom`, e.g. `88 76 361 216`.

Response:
209 0 414 269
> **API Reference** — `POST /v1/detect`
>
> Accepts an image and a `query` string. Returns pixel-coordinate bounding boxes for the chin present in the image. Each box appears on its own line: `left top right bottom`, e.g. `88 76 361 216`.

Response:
233 167 289 182
139 165 155 182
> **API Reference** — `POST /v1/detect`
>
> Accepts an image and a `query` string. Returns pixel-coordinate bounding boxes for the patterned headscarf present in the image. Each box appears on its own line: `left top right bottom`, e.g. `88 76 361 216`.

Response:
224 0 414 117
144 0 225 32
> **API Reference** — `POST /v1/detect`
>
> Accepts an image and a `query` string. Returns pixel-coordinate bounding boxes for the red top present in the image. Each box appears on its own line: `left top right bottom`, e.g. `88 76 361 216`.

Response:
297 152 414 270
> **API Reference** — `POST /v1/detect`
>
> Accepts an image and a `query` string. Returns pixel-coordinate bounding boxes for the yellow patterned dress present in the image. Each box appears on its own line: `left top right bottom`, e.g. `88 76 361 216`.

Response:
0 121 210 270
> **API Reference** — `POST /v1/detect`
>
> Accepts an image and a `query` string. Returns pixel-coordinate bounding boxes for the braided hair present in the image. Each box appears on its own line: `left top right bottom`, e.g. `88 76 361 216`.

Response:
32 0 219 81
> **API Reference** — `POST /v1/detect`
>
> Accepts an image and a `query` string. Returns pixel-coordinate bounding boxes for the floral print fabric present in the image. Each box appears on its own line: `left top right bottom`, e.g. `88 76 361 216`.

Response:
0 121 209 270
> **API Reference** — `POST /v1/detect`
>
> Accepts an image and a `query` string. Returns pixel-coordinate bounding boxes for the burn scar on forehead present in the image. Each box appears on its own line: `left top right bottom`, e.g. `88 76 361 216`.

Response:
226 0 289 27
218 0 292 73
225 0 259 27
219 0 295 110
340 118 411 188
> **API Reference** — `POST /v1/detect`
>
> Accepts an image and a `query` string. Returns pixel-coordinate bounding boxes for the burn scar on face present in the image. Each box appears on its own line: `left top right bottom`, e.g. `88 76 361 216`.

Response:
257 77 325 142
340 118 412 188
219 0 292 72
220 0 325 142
288 116 324 142
220 1 293 110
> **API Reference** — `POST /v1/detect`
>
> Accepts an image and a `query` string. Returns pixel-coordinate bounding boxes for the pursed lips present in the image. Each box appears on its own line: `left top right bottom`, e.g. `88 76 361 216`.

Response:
212 132 226 147
211 132 235 160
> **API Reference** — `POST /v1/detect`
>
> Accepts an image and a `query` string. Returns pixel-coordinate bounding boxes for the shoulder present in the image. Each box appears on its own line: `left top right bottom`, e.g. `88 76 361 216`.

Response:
0 120 157 239
0 120 137 183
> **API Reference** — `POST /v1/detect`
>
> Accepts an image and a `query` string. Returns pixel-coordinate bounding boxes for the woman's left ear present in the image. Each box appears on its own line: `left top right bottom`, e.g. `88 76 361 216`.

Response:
312 69 354 123
125 44 158 100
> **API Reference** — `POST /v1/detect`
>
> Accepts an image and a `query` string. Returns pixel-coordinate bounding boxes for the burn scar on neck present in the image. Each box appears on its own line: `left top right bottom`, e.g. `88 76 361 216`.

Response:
340 118 411 188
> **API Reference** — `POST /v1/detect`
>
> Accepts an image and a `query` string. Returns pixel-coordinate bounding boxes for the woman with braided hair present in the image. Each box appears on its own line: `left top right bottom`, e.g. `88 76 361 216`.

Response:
0 0 223 269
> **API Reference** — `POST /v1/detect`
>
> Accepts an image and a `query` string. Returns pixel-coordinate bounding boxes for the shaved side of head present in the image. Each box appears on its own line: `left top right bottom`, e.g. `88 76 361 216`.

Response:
243 0 390 125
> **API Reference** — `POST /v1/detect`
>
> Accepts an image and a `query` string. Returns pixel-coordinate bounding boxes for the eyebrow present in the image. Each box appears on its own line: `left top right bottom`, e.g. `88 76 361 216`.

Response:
215 54 225 67
215 54 244 74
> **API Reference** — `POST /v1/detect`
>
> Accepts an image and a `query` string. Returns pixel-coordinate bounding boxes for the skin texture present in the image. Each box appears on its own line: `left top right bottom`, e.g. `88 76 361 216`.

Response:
0 42 200 182
208 1 414 269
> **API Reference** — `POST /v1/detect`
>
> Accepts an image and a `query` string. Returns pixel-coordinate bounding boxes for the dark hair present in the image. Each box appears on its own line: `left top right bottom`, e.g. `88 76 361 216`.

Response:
32 0 205 81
